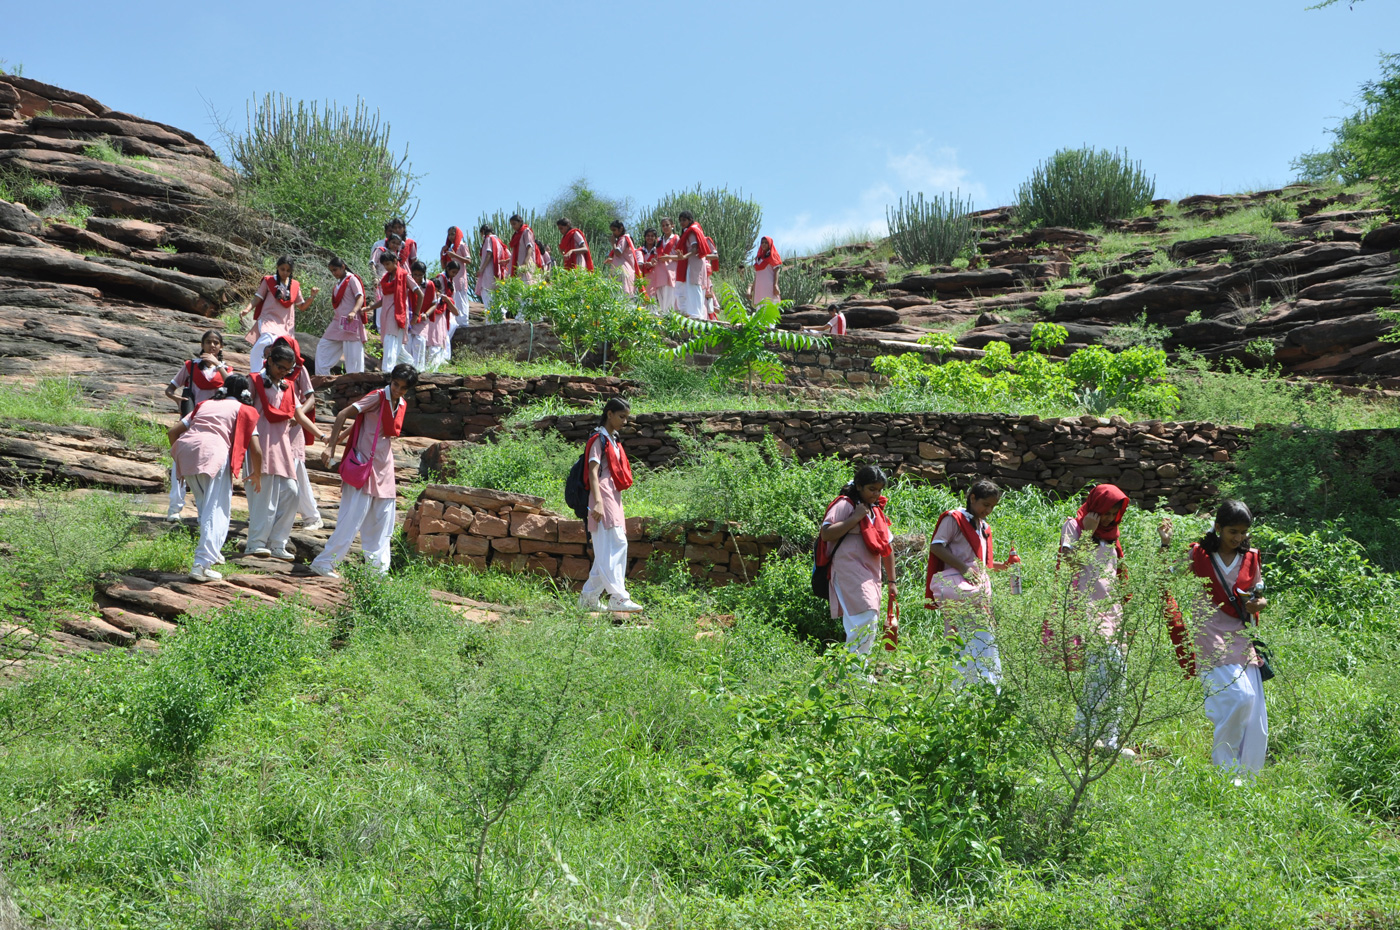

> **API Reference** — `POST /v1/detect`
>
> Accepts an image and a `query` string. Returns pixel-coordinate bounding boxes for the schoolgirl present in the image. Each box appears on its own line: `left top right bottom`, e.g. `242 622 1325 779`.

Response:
925 479 1021 686
241 255 319 374
579 398 642 613
244 341 318 559
442 226 473 336
376 250 422 371
477 224 509 313
312 363 419 577
167 374 263 583
750 236 782 306
164 329 232 522
557 217 594 271
607 221 638 296
819 464 896 655
274 335 324 532
315 256 368 375
426 262 458 371
1163 500 1269 776
408 260 437 368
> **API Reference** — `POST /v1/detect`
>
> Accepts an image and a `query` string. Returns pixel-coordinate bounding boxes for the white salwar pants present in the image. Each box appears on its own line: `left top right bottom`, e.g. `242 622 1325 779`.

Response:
167 461 188 518
425 343 451 372
677 283 706 320
248 332 279 377
656 284 677 314
315 337 365 375
408 331 428 369
447 311 469 345
296 459 321 524
186 466 232 571
380 330 414 371
245 473 298 551
581 524 631 605
1203 664 1268 775
311 483 396 574
831 580 878 655
955 629 1003 688
1076 644 1127 749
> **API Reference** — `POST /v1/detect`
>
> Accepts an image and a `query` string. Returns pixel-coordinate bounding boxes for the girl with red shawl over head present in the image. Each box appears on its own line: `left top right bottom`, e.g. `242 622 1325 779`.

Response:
441 225 472 329
163 329 233 522
674 210 712 320
240 255 319 374
556 217 594 271
312 362 419 578
508 214 544 285
579 398 643 614
925 479 1022 687
818 464 897 656
426 261 458 371
1161 500 1270 777
750 236 783 306
167 373 264 583
606 220 639 296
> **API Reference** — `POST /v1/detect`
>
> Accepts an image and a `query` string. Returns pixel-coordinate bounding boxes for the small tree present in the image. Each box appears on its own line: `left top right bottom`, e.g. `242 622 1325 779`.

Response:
665 283 828 392
543 177 631 267
887 190 980 265
640 184 763 272
488 268 663 370
1016 147 1156 230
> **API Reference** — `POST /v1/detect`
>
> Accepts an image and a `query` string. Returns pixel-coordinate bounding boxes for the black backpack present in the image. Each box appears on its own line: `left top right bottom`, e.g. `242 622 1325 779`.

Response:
564 433 608 520
810 496 850 600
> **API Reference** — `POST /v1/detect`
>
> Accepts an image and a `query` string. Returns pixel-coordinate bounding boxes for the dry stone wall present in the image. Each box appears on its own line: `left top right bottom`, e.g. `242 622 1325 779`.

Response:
403 484 782 586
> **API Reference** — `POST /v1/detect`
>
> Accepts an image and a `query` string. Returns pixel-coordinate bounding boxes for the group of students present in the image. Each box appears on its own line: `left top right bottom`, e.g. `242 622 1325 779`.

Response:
164 326 418 584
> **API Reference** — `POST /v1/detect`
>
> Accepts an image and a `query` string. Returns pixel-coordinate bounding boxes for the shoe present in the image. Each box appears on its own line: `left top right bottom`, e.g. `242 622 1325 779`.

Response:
610 599 645 613
213 553 226 565
310 563 339 579
165 513 183 523
247 546 272 558
301 518 324 531
270 548 296 561
189 565 222 583
1118 747 1139 761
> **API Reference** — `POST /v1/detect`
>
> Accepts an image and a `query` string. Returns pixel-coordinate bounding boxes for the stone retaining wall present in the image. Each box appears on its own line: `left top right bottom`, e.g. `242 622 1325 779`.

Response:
322 372 634 441
403 484 781 586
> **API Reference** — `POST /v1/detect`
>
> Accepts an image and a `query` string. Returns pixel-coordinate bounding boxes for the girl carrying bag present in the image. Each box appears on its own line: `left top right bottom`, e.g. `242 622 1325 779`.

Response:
338 406 382 490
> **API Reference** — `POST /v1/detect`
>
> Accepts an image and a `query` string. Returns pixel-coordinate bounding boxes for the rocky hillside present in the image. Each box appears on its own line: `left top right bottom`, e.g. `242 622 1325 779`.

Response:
0 74 316 404
793 189 1400 387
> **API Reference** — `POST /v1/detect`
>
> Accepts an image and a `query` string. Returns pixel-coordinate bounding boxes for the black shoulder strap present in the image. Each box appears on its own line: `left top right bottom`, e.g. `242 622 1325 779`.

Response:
1207 551 1252 623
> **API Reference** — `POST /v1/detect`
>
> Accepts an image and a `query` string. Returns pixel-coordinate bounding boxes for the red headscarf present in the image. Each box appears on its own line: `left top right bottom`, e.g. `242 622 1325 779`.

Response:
754 236 783 271
1075 484 1129 558
381 265 411 329
560 228 594 271
440 227 463 270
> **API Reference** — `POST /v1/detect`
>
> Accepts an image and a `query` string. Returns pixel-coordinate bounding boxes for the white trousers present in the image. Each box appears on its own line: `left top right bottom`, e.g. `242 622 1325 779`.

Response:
248 332 279 376
315 336 365 375
380 330 414 371
187 466 232 570
447 311 469 345
832 578 878 655
425 342 451 372
1203 664 1268 774
955 629 1002 688
311 483 396 574
1076 644 1126 749
581 524 631 604
677 283 706 320
657 284 677 314
167 461 187 517
408 331 428 369
245 473 298 551
296 458 320 522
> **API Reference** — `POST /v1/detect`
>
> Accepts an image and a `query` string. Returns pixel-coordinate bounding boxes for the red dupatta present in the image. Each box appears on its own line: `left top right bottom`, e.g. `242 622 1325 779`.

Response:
187 359 225 392
677 223 711 283
364 387 406 437
415 279 437 323
581 430 633 492
924 509 993 608
399 237 417 266
561 228 594 271
440 227 464 270
250 371 296 423
483 234 509 279
706 236 719 274
509 224 544 273
754 236 783 271
332 271 366 322
609 234 636 268
380 266 411 329
816 493 892 566
254 274 299 321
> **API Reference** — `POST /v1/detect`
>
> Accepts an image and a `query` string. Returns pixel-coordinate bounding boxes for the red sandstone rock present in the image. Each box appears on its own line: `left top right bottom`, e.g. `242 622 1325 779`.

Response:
456 535 490 556
470 513 509 537
510 512 557 541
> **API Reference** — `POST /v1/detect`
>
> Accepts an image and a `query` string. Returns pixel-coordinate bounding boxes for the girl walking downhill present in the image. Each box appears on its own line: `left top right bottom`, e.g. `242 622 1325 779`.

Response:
167 374 262 583
164 329 232 522
241 255 319 374
579 398 643 614
819 465 896 655
925 479 1021 686
1162 500 1270 779
245 341 319 560
315 256 368 375
312 363 418 577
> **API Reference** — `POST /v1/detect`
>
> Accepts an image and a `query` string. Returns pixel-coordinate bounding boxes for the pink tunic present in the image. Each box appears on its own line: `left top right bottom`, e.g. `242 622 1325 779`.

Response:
679 230 706 284
477 241 498 297
1059 517 1122 637
753 265 778 304
252 375 300 480
378 281 421 340
585 428 625 532
172 398 242 480
253 280 297 340
1193 553 1260 669
824 498 888 618
829 312 848 335
426 289 452 347
929 511 993 631
290 367 313 461
608 237 638 295
349 388 403 500
512 227 536 277
170 361 226 404
325 274 367 342
657 234 679 288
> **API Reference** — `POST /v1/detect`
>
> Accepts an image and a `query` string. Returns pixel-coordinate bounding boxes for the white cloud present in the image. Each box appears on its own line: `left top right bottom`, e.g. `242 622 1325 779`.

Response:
773 143 986 254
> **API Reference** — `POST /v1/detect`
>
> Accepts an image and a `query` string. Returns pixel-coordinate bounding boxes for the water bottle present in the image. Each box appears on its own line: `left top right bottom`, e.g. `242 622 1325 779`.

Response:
1008 546 1023 596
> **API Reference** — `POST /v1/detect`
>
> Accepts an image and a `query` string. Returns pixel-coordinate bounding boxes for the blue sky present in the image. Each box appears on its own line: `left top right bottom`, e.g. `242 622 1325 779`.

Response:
6 0 1396 254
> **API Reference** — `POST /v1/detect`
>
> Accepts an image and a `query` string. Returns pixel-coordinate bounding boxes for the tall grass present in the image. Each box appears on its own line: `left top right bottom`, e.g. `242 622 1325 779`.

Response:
1017 147 1156 229
0 378 167 448
886 189 979 265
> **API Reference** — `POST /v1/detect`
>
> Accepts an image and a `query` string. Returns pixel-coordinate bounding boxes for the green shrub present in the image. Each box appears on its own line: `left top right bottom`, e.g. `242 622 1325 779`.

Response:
540 177 632 269
1102 312 1170 350
489 268 664 369
666 284 828 391
640 183 763 271
886 189 979 265
177 599 314 698
336 561 461 639
773 261 830 308
0 162 60 210
123 654 227 758
0 487 137 617
1016 148 1156 229
722 555 840 644
230 93 417 259
1330 691 1400 816
448 428 576 509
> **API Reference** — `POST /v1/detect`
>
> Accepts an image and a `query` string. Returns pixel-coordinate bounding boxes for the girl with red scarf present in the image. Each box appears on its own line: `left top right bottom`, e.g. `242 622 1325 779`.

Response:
579 398 643 613
819 464 897 655
442 226 472 333
426 262 459 371
556 217 594 271
240 255 318 374
606 221 639 296
675 211 712 320
163 330 232 522
244 341 319 560
313 364 419 577
925 479 1022 686
508 215 543 285
750 236 783 306
167 374 263 583
477 224 510 314
375 251 423 372
315 256 368 376
1161 500 1269 776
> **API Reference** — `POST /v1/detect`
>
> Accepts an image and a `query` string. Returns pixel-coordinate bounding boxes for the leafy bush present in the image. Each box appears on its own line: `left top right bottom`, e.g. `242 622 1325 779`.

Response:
337 561 464 639
774 262 831 308
0 487 137 617
640 184 763 272
886 190 979 265
1016 148 1156 230
1330 689 1400 817
0 162 60 210
123 655 226 758
722 555 840 643
489 269 663 370
1102 312 1170 350
230 93 416 259
658 647 1020 891
666 283 828 391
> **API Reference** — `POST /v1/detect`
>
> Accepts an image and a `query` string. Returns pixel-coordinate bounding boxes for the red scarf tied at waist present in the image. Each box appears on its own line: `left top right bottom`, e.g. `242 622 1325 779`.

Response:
754 236 783 271
581 430 633 491
561 228 594 271
380 266 412 329
332 271 367 324
254 275 299 321
187 359 226 392
924 509 993 608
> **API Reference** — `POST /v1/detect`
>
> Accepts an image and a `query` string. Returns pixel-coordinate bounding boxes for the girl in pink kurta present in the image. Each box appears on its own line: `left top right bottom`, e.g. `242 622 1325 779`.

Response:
167 374 263 583
819 465 896 655
477 225 509 314
580 398 642 613
425 264 458 371
750 236 782 305
163 329 233 522
607 221 639 296
241 256 319 374
312 363 418 577
315 256 368 375
245 342 316 560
